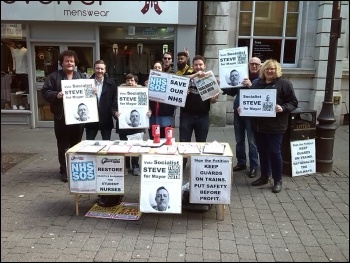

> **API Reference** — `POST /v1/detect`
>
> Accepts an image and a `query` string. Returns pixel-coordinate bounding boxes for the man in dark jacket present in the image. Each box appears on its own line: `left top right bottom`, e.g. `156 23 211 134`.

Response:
85 60 117 140
223 57 261 178
41 50 84 182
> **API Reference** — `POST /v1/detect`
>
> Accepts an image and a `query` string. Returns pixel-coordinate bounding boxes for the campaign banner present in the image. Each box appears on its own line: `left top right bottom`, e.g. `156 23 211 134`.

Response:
218 47 249 89
139 154 183 214
193 70 221 101
291 139 316 176
239 89 276 117
148 70 189 107
190 156 232 204
95 155 125 194
117 87 149 129
61 79 99 125
68 154 97 194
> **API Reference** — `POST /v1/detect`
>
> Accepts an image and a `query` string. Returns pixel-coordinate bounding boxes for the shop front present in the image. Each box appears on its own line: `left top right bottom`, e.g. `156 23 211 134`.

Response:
1 1 197 128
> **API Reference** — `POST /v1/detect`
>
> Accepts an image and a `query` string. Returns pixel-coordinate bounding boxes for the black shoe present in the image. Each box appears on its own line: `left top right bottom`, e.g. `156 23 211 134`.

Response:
272 181 282 193
251 177 269 186
232 164 247 172
60 172 68 183
247 168 257 178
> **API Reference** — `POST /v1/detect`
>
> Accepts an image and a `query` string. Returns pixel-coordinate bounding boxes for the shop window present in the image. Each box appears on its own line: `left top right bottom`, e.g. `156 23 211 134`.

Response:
99 25 175 86
1 39 30 110
238 1 300 65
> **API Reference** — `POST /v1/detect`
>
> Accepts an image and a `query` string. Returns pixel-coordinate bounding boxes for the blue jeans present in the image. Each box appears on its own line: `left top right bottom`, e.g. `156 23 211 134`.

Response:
254 132 283 182
179 112 209 143
179 112 209 166
233 112 259 169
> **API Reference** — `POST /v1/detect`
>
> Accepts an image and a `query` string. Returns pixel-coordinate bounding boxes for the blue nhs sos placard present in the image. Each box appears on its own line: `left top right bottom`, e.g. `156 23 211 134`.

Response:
71 161 95 181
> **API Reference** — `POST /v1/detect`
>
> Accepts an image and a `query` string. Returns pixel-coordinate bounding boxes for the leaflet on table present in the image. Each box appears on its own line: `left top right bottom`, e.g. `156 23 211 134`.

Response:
139 154 183 214
202 141 226 154
128 145 151 153
218 46 249 89
193 70 221 101
177 143 201 154
76 140 114 153
154 145 178 154
147 70 189 107
61 79 99 125
117 87 149 129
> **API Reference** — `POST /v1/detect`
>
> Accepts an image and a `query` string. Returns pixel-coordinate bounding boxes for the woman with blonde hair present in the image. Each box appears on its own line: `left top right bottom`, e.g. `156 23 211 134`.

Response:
241 59 298 193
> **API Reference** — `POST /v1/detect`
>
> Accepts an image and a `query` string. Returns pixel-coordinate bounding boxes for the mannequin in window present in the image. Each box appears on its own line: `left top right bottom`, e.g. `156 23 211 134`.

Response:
129 43 151 85
104 43 126 86
12 41 29 93
1 41 14 109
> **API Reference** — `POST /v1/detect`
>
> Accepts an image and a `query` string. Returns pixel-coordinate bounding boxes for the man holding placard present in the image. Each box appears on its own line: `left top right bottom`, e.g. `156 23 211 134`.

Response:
41 50 85 182
180 55 220 169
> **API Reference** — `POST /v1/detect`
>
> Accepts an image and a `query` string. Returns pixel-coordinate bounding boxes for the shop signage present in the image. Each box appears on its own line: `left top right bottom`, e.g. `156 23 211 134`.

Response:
0 1 196 25
1 24 22 39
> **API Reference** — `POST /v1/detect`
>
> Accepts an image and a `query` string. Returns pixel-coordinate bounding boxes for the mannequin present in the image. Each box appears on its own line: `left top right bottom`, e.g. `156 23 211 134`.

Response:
104 43 126 86
1 42 13 108
12 41 29 92
129 43 151 85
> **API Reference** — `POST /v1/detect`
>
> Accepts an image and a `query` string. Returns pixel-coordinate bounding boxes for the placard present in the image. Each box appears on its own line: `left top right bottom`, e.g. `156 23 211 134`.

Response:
139 154 183 213
67 153 126 194
239 89 276 117
218 47 249 89
62 79 99 125
193 70 221 101
291 139 316 176
117 87 149 129
190 156 232 204
148 70 189 107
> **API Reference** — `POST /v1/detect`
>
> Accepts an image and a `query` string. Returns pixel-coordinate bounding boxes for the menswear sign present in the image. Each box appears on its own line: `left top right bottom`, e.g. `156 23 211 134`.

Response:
1 1 191 24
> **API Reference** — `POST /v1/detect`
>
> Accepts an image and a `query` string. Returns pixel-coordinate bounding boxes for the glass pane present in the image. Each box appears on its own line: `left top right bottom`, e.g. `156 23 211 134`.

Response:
240 1 252 11
37 90 53 121
67 46 93 73
35 45 59 82
254 2 284 36
286 13 298 37
252 38 281 62
283 39 297 63
238 39 251 55
287 1 299 12
239 12 252 36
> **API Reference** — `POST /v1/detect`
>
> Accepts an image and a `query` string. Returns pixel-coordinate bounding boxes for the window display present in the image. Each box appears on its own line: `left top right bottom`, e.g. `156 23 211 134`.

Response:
1 38 30 110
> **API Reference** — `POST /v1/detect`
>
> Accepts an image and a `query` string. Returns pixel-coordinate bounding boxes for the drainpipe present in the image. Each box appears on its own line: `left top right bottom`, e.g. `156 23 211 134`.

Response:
196 1 204 55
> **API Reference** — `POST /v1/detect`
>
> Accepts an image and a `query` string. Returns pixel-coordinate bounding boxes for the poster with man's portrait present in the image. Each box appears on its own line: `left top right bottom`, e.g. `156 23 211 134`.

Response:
62 79 99 125
139 154 183 214
117 87 149 129
218 47 249 89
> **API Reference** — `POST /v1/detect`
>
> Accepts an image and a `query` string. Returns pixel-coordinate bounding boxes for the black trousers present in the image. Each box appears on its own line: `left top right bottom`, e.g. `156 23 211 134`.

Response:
85 128 112 140
54 118 84 173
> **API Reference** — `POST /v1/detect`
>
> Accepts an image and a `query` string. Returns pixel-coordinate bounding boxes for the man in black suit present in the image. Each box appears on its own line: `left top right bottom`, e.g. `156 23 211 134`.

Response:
85 59 117 140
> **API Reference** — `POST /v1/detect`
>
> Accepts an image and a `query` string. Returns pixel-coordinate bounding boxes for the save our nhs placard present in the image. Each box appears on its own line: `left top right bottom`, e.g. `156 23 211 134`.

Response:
147 70 190 107
239 89 277 117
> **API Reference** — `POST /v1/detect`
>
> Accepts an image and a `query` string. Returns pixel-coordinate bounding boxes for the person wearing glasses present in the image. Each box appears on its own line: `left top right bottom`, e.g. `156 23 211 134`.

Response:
223 57 261 179
161 51 174 73
240 59 298 193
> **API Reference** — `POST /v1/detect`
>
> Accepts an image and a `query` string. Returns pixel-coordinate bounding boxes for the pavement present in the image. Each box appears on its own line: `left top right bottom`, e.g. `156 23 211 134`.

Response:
1 124 349 262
